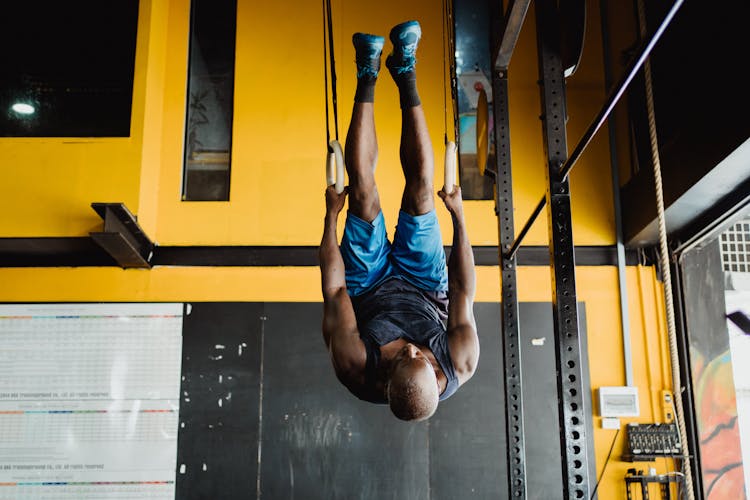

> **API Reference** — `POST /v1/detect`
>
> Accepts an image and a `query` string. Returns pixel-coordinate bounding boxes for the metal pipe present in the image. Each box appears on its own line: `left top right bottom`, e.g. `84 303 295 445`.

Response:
505 196 546 259
558 0 685 181
599 0 633 387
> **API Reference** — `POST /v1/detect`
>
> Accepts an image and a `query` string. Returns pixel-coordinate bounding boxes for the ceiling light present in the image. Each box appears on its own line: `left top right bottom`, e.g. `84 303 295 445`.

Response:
11 103 35 115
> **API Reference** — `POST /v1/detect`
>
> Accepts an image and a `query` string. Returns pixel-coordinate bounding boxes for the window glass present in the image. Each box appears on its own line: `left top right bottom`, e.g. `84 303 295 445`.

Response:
0 1 139 137
182 0 237 201
454 0 494 200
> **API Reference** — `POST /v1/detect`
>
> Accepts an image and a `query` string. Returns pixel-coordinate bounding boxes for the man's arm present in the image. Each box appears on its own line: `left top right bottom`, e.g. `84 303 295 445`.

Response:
320 186 367 392
438 187 479 385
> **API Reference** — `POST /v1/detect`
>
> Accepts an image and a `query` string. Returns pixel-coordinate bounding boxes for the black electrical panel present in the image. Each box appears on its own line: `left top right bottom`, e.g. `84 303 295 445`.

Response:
623 423 682 462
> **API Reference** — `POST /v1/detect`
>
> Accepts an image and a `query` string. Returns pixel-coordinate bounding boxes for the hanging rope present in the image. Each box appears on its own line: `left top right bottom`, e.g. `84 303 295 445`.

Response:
636 1 695 497
322 0 344 193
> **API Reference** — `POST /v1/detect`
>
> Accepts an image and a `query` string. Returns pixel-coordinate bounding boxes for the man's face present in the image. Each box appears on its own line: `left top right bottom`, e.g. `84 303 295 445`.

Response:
393 342 439 392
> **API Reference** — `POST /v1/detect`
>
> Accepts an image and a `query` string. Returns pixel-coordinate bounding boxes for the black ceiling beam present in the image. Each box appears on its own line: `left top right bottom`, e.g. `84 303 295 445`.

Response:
624 142 750 247
0 237 117 267
153 246 320 267
0 241 638 268
621 0 750 247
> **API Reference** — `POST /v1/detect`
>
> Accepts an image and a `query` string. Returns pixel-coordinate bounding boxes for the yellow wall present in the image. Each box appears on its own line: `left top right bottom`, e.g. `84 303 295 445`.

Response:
0 0 676 496
0 0 616 246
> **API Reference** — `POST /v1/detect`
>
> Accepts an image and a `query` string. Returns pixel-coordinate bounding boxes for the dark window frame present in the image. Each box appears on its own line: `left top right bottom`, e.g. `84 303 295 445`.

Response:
181 0 238 202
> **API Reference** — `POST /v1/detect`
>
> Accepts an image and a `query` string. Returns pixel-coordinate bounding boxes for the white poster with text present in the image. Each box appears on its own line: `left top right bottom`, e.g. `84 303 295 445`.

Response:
0 303 183 499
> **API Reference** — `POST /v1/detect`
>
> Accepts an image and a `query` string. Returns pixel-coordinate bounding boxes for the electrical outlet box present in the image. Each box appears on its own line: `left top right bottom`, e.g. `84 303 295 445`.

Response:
598 386 640 417
661 390 675 423
602 417 621 429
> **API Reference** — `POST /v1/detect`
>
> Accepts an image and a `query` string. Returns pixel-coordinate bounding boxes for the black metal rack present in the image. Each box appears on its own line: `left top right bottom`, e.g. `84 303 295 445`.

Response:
626 470 683 500
487 0 685 497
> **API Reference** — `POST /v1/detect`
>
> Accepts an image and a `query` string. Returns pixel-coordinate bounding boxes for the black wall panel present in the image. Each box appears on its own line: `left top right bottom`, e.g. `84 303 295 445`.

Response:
177 303 263 500
175 301 592 499
260 303 430 500
519 303 596 499
429 302 506 500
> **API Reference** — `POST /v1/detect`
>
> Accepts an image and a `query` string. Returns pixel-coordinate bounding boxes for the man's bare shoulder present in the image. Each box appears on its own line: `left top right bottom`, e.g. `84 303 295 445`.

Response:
447 322 479 386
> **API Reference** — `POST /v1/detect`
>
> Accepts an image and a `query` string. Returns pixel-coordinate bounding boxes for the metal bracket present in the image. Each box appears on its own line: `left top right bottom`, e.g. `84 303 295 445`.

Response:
493 0 533 71
90 203 154 269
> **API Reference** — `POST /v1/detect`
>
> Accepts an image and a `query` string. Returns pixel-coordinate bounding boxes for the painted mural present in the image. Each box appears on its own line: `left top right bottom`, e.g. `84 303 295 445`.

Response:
683 239 747 499
690 346 746 498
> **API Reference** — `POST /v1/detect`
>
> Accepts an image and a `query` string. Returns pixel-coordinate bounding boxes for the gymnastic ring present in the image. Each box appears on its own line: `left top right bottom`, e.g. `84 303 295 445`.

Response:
444 141 457 195
326 140 346 194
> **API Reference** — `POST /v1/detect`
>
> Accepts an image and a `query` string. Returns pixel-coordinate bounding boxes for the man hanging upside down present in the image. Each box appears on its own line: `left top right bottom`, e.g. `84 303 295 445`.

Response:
319 21 479 421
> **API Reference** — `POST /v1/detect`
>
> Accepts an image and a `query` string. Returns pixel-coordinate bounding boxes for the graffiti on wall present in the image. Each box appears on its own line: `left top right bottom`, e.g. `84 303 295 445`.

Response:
690 345 746 498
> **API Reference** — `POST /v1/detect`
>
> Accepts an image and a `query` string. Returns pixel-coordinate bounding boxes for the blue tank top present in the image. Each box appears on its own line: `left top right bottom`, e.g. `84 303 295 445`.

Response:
351 276 459 403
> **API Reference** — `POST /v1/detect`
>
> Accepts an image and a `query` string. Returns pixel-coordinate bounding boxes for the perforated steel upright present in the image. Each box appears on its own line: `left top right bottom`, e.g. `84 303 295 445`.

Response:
489 69 527 498
535 0 591 498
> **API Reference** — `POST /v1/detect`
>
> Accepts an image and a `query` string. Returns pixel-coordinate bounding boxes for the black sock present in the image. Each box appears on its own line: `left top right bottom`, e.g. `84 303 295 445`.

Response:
393 71 420 108
354 76 377 103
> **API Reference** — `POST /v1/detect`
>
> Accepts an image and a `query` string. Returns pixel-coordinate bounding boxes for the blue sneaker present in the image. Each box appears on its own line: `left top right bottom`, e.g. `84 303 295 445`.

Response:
353 33 385 79
386 20 421 75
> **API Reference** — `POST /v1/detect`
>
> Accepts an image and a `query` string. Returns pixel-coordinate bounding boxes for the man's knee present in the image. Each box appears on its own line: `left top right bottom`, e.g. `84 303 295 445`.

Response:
401 183 433 215
349 186 381 221
350 182 376 203
405 177 433 199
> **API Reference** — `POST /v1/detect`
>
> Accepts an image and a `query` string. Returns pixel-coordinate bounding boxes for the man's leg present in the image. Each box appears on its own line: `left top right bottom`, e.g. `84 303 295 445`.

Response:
345 33 385 223
386 21 434 216
385 21 448 292
339 33 393 296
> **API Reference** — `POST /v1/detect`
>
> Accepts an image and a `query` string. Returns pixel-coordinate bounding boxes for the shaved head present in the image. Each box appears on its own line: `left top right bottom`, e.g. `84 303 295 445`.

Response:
387 358 439 421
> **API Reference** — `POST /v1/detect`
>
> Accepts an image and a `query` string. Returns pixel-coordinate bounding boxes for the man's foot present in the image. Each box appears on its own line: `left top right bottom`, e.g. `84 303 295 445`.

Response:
386 20 421 76
353 33 385 79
